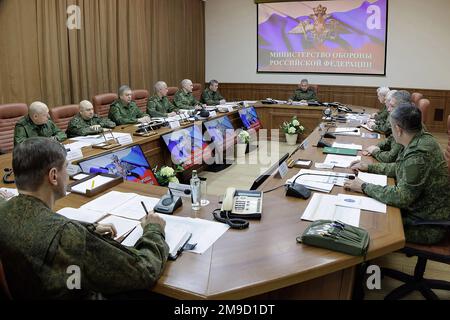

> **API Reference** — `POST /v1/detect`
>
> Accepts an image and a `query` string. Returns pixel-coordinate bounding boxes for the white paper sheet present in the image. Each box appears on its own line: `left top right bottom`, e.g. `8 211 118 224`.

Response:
98 215 140 240
286 169 352 192
109 195 160 220
57 207 107 224
80 191 137 212
332 142 363 151
357 172 388 187
324 155 361 168
336 194 387 214
70 176 115 194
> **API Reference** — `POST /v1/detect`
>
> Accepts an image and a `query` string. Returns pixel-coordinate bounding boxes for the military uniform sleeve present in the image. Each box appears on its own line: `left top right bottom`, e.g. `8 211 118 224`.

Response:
53 222 169 295
372 143 403 163
98 117 116 129
67 118 97 137
132 104 147 119
147 100 168 117
376 137 391 151
49 121 67 142
364 154 430 208
174 92 195 109
368 162 397 177
200 90 213 105
109 104 137 125
307 90 318 101
14 123 28 145
290 90 299 101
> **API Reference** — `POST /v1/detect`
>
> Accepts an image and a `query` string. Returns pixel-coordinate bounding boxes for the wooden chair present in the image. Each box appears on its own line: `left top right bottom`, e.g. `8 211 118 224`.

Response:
49 104 79 132
132 89 149 113
417 98 430 123
92 93 118 118
167 87 178 102
411 92 424 105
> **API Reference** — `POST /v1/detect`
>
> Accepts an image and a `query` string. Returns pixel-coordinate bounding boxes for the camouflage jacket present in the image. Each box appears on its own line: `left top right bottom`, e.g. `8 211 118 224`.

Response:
66 114 116 138
374 105 388 121
0 194 169 299
14 116 67 146
364 130 450 244
173 90 199 110
146 95 176 117
372 135 404 163
372 106 390 133
200 88 224 106
290 89 317 102
108 99 148 125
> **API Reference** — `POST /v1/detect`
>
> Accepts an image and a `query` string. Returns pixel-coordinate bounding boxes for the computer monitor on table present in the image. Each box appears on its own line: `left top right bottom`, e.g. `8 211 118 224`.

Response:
77 145 158 185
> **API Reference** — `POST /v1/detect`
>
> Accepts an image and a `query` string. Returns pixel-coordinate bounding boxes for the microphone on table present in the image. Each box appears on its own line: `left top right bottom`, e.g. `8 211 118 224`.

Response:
154 185 191 215
286 172 355 199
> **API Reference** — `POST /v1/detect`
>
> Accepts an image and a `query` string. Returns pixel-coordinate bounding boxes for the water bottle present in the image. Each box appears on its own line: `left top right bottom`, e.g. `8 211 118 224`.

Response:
190 170 201 211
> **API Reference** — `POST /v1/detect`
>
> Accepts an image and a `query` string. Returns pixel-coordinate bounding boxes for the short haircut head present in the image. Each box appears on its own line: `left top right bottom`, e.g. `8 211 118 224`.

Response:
29 101 48 117
118 85 131 96
390 103 422 134
208 80 219 87
377 86 390 96
154 81 167 92
79 100 93 111
181 79 192 88
392 90 411 107
385 90 397 104
13 137 67 191
300 79 309 84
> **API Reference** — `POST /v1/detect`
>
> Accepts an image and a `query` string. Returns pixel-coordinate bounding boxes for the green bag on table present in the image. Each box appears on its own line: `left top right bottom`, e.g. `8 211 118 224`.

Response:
297 220 370 257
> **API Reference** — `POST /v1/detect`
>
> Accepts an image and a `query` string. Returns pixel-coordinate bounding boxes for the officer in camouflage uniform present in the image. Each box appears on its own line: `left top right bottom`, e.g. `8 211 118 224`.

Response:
289 79 317 102
345 104 450 245
200 80 226 106
0 137 169 299
173 79 202 110
367 134 404 163
146 81 177 117
14 101 67 146
108 85 151 125
66 100 116 138
370 90 411 134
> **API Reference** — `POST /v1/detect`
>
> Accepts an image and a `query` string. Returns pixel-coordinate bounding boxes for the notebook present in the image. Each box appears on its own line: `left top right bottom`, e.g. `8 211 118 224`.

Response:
323 147 358 156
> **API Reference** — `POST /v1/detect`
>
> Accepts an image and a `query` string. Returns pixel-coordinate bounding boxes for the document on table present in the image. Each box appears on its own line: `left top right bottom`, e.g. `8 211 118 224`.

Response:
301 193 361 227
333 127 361 136
336 194 387 214
70 176 115 194
286 169 352 192
332 142 363 151
109 194 160 220
0 188 19 200
81 191 138 213
57 207 107 224
357 172 387 186
98 215 140 240
324 155 361 168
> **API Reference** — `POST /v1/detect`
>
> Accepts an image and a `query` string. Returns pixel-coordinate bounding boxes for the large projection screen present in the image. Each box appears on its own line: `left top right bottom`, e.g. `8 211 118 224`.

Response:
257 0 388 75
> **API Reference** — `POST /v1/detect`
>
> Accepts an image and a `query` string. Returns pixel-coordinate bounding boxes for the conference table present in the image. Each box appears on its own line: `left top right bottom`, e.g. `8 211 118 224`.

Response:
0 104 405 299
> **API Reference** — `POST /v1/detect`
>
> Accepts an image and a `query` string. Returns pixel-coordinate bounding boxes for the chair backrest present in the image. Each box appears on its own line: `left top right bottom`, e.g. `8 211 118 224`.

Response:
192 83 203 101
49 104 79 132
0 259 12 300
132 89 149 113
417 98 430 123
309 84 319 95
0 103 28 153
446 115 450 177
92 93 118 118
167 87 178 102
411 92 424 105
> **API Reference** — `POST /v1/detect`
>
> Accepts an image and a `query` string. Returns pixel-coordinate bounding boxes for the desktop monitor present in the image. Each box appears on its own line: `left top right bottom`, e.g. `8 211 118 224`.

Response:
203 115 235 150
161 125 210 170
250 153 290 190
238 106 262 131
77 145 158 185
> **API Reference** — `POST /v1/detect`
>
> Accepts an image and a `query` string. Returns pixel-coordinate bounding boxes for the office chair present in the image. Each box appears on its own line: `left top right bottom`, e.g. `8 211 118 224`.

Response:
382 220 450 300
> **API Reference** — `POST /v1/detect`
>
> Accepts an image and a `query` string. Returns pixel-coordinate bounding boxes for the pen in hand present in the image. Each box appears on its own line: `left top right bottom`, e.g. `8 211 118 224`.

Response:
141 201 149 217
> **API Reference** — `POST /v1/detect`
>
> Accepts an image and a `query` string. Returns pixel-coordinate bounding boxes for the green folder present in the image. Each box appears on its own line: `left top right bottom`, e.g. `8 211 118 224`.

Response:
323 147 358 156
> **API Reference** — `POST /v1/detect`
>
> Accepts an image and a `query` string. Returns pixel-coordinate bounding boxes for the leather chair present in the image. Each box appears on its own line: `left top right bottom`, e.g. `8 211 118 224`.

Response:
132 89 149 113
49 104 79 132
192 83 203 101
0 103 28 153
417 98 430 123
167 87 178 102
309 84 319 96
92 93 118 118
382 222 450 300
411 92 424 105
0 259 12 300
446 115 450 177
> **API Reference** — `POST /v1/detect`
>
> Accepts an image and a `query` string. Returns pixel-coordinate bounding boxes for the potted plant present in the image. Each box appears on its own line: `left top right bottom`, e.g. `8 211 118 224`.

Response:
236 130 250 158
153 165 184 186
281 116 305 145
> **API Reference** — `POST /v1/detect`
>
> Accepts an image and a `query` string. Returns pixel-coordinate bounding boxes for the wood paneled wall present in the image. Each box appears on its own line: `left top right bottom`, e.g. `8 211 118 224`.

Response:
218 83 450 132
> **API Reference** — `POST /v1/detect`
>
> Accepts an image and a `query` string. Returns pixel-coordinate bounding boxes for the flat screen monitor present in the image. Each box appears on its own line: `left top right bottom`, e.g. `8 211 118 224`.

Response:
77 145 158 185
203 115 235 150
238 107 262 131
161 125 210 170
250 153 290 190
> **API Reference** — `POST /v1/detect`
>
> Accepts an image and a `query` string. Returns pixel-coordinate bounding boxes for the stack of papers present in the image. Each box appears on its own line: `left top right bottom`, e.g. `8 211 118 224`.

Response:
333 127 361 136
357 172 387 186
324 154 361 168
286 169 353 193
336 194 387 214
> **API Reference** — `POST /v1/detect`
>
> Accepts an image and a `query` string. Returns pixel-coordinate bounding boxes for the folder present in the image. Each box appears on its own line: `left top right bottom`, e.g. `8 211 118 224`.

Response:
323 147 358 156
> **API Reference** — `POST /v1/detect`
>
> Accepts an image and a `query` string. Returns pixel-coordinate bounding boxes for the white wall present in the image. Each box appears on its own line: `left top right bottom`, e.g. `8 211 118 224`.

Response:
205 0 450 90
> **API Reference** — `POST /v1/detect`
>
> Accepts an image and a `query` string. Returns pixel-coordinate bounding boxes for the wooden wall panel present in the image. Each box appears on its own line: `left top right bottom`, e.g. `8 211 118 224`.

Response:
218 83 450 132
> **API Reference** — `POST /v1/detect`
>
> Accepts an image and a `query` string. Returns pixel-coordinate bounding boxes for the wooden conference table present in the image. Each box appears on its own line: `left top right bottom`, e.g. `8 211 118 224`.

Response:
0 104 405 299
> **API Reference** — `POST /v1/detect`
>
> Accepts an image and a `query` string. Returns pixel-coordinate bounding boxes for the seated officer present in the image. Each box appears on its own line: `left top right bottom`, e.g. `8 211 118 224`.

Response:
146 81 177 118
109 85 151 125
14 101 67 146
173 79 202 110
289 79 317 102
66 100 116 138
200 80 226 106
370 86 390 120
344 104 450 245
0 137 169 299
